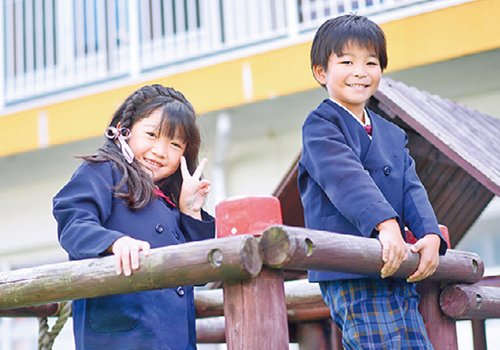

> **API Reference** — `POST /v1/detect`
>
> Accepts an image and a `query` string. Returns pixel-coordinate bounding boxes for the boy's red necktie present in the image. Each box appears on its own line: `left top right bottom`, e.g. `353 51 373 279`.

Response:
364 125 372 135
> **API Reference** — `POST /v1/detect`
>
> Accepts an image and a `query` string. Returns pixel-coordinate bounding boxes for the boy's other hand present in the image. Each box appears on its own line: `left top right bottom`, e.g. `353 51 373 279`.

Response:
377 219 408 278
406 234 441 283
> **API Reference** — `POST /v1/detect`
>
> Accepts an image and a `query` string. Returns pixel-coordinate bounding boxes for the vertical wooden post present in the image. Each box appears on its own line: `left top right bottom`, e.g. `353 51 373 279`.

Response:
216 196 289 350
471 319 487 350
296 322 330 350
329 321 343 350
417 281 458 350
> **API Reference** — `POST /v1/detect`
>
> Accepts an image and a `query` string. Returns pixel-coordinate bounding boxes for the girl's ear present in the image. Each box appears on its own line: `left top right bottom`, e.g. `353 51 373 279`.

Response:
312 65 327 85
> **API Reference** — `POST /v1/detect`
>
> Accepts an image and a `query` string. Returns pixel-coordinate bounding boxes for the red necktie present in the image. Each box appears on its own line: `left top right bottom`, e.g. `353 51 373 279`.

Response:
153 187 176 207
364 125 372 136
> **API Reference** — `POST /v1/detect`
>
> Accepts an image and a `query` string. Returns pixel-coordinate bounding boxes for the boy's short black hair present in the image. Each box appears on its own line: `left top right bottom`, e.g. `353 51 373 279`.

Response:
311 14 388 73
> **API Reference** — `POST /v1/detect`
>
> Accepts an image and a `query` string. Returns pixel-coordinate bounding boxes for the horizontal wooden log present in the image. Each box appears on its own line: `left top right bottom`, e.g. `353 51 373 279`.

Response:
195 288 223 318
195 279 326 321
476 274 500 287
0 235 262 310
2 278 326 320
0 303 60 317
440 284 500 319
260 226 483 283
287 306 330 322
196 316 225 343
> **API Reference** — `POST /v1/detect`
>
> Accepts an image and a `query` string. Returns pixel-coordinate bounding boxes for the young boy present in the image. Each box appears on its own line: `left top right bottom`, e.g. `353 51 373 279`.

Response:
298 14 448 349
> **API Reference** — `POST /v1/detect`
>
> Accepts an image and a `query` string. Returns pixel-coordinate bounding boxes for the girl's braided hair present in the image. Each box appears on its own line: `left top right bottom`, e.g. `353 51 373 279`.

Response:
83 84 201 210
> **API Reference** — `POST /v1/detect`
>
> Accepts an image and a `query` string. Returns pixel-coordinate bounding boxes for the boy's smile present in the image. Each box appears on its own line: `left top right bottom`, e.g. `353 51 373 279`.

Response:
313 43 382 121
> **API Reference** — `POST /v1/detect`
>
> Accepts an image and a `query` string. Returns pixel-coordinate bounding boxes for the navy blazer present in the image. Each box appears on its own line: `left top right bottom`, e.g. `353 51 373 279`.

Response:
53 161 215 350
298 99 447 282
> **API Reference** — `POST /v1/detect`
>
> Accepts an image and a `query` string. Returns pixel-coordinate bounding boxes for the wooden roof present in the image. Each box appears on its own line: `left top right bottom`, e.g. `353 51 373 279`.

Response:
273 77 500 248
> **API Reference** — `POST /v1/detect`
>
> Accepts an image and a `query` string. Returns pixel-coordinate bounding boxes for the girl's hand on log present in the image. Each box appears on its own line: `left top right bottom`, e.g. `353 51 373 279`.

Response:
111 236 151 276
377 219 408 278
406 234 441 283
179 157 211 220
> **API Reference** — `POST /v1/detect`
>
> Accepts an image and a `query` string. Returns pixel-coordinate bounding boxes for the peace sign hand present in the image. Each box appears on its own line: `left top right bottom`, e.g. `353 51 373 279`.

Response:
179 157 211 219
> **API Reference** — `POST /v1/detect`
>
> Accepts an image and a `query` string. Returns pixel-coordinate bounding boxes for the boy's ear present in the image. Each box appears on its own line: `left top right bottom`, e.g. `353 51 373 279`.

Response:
312 65 327 85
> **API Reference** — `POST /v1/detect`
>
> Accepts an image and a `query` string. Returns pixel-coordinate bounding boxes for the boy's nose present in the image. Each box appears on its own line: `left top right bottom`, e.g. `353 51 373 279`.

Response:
353 64 367 78
353 69 367 78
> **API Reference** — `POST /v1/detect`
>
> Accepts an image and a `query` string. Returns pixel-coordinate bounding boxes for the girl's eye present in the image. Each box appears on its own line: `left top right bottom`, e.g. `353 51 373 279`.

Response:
146 131 157 138
341 61 352 65
171 142 182 150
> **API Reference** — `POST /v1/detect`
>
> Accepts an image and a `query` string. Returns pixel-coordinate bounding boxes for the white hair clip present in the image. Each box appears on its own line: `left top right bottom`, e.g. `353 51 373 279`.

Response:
105 126 134 164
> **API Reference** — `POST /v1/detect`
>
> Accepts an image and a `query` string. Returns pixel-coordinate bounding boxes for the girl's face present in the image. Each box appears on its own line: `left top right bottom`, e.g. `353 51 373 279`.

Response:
127 109 186 182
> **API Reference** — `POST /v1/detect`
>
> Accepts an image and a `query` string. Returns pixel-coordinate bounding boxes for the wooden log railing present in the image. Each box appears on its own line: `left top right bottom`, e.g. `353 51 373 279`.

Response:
1 221 500 349
0 234 261 309
440 284 500 319
260 225 484 283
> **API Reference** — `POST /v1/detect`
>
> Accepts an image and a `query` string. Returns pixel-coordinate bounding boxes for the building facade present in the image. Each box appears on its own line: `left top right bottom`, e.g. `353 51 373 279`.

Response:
1 0 499 348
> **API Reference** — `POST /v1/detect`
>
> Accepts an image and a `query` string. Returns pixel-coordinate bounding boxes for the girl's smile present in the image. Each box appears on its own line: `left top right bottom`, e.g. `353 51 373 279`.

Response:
127 109 186 182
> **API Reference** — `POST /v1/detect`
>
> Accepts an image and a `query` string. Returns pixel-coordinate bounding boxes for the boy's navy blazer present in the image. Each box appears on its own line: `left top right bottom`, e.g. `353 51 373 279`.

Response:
298 99 447 282
53 161 215 350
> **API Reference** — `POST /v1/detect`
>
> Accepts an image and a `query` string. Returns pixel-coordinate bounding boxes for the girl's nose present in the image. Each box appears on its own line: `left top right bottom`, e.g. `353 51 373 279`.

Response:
152 142 168 157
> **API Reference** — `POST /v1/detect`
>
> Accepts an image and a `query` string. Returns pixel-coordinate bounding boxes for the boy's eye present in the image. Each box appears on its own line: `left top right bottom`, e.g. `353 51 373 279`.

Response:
341 61 352 65
367 61 379 66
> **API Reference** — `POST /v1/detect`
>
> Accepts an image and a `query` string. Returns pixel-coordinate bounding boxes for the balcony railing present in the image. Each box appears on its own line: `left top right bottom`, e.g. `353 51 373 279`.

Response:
0 0 471 109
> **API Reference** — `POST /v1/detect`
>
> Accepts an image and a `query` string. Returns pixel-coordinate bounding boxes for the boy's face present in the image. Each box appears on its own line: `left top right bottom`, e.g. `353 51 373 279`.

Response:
313 43 382 119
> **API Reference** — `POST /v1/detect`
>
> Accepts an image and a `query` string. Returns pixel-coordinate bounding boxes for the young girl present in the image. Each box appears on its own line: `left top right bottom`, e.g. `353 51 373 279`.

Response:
53 84 215 350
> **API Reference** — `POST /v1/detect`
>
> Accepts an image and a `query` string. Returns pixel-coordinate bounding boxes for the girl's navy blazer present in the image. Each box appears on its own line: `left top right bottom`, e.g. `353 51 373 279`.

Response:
53 161 215 350
298 99 447 282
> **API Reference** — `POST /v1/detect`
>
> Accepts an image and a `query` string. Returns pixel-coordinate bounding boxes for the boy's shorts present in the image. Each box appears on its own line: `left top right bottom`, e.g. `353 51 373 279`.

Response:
319 278 433 350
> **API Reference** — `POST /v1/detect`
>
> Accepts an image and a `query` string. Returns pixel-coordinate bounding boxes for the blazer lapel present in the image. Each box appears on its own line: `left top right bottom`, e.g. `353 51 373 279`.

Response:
361 110 382 165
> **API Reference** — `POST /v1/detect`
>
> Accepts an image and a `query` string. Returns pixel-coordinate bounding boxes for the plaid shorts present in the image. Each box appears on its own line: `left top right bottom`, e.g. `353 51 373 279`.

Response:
319 278 433 350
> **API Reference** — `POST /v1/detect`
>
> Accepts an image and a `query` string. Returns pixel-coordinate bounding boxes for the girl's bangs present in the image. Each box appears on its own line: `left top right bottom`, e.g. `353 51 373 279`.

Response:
158 102 193 142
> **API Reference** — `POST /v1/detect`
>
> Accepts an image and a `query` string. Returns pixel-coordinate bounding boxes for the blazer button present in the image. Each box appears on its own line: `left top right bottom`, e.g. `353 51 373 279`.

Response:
172 230 180 240
155 224 164 234
383 166 392 176
176 286 185 296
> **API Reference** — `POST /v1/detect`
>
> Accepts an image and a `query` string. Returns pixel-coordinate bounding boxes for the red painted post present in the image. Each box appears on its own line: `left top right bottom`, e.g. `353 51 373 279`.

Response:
216 196 289 350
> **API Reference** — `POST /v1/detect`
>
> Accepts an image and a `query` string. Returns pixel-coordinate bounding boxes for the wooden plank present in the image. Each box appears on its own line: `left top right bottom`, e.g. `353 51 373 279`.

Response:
273 158 305 228
376 78 500 195
0 235 262 310
260 226 484 284
446 190 493 247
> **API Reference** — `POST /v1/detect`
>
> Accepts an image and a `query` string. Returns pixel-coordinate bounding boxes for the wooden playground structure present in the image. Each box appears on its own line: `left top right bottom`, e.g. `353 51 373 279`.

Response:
0 196 499 350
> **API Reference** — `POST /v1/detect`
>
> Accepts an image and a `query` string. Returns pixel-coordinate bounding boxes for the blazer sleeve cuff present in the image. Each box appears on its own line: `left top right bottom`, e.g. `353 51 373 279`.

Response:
356 200 398 237
179 209 215 241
